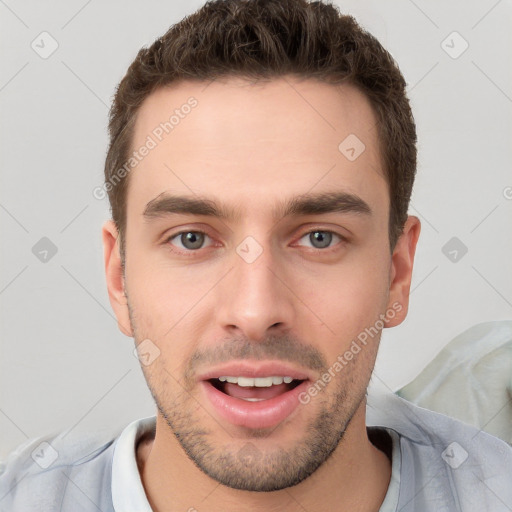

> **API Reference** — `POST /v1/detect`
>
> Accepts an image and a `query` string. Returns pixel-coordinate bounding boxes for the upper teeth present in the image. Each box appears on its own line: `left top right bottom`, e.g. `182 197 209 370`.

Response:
218 376 294 387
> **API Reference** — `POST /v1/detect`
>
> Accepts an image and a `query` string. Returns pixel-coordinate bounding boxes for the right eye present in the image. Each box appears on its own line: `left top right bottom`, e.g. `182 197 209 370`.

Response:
166 230 214 252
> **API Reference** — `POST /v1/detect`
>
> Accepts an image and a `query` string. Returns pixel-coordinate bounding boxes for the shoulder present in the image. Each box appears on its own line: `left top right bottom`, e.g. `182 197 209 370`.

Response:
0 424 122 512
367 391 512 457
368 392 512 511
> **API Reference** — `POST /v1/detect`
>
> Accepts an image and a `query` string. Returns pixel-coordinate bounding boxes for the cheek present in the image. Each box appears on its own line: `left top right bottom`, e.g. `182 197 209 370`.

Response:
125 256 219 373
301 251 390 352
125 251 212 330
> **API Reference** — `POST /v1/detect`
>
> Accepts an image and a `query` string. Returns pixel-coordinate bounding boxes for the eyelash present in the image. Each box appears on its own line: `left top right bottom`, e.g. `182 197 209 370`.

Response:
164 228 347 255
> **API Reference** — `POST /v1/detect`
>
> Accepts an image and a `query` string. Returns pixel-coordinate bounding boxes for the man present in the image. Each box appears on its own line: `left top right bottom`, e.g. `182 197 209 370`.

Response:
1 0 511 510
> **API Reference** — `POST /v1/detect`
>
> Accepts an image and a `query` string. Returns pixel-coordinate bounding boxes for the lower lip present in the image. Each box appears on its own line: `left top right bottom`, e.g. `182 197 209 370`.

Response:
201 380 309 429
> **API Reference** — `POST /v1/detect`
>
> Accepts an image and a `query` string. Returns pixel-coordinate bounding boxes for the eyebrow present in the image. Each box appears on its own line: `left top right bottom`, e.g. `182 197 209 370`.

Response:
143 191 372 222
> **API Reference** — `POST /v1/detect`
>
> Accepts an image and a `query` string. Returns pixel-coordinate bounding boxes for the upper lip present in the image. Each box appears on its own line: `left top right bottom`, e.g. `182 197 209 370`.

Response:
197 361 314 382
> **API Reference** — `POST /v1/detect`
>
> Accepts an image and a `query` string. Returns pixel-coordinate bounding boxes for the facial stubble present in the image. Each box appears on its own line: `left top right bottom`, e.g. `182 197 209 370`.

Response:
127 297 374 492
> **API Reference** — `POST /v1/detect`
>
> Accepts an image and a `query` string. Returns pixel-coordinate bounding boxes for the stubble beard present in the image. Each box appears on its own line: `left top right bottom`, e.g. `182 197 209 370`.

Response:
127 298 371 492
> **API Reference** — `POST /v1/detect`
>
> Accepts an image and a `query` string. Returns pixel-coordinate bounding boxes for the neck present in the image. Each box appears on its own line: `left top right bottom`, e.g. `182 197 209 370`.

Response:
137 399 391 512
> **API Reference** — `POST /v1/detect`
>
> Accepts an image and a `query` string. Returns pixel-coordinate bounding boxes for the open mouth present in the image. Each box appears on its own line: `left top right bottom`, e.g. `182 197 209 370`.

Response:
208 376 305 402
198 362 313 428
201 373 310 429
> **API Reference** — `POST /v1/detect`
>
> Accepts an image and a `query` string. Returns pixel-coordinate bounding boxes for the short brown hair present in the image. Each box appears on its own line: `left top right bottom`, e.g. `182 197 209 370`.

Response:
104 0 416 258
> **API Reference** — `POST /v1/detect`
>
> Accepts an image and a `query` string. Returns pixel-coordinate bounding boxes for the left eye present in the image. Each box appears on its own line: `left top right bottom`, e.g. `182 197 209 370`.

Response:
168 231 213 251
296 230 343 250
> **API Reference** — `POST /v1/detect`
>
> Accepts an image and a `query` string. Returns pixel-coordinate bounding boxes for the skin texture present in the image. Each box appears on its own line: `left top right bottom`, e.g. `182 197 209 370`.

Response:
103 76 420 512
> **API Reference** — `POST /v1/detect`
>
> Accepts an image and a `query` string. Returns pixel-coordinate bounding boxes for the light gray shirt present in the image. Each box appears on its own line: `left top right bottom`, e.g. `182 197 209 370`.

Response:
1 392 511 511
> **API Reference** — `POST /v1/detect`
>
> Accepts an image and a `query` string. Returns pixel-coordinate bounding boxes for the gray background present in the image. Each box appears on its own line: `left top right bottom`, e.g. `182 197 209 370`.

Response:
1 0 511 459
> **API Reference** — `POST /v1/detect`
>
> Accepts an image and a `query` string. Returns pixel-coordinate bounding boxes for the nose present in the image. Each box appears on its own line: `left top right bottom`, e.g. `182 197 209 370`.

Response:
215 241 295 342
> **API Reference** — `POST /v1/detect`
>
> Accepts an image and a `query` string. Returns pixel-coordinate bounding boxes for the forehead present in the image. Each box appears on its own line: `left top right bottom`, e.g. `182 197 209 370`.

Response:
127 77 387 220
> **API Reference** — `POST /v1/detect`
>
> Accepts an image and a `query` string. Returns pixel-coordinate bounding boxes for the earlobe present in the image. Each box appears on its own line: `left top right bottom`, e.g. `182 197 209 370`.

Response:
102 220 133 337
384 216 421 328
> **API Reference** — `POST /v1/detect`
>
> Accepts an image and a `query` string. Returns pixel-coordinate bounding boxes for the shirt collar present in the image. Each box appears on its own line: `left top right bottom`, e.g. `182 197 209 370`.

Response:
111 415 156 511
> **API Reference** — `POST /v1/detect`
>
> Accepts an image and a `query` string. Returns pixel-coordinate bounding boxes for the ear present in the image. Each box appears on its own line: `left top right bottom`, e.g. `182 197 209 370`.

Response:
384 215 421 327
102 220 133 337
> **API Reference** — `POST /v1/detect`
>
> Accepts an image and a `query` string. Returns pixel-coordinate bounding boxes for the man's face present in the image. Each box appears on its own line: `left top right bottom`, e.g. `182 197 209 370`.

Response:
105 77 413 491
